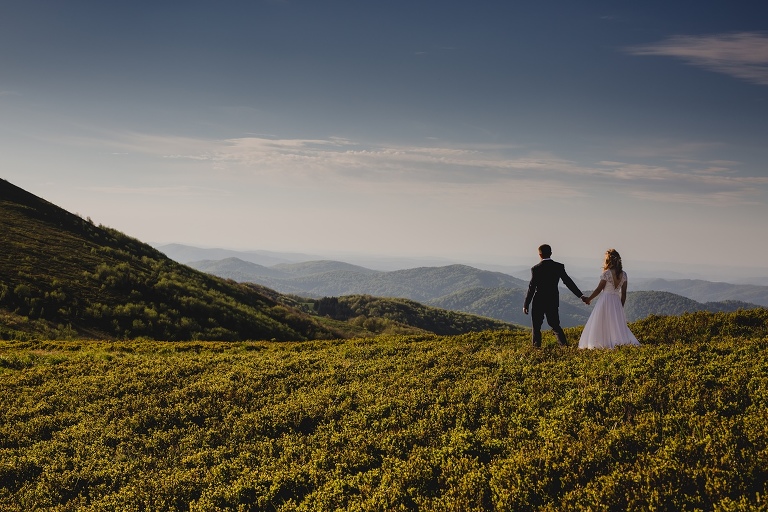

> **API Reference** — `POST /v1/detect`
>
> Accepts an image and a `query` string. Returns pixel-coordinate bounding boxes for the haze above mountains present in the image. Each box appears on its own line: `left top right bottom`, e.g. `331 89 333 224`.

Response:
156 243 768 285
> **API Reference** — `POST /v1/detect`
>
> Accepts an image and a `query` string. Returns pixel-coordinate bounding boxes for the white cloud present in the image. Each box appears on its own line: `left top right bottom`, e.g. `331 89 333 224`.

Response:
65 131 768 205
204 137 605 185
628 32 768 85
596 160 768 204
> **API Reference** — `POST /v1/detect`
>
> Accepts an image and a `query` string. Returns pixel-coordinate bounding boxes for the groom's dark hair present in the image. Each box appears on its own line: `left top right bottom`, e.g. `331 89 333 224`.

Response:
538 244 552 258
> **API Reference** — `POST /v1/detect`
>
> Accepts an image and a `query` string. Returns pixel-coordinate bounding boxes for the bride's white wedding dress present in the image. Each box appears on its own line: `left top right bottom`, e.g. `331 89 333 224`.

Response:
578 270 640 349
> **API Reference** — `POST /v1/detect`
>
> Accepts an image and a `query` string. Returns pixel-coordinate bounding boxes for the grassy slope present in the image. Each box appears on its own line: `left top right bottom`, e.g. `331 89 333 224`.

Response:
1 179 520 341
1 178 342 341
2 309 767 511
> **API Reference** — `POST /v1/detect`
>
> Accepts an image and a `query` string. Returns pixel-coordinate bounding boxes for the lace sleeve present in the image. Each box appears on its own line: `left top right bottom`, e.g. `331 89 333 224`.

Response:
600 270 611 281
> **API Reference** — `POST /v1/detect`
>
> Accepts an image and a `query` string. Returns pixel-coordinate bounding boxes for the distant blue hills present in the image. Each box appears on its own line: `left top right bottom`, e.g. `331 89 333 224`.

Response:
158 245 768 328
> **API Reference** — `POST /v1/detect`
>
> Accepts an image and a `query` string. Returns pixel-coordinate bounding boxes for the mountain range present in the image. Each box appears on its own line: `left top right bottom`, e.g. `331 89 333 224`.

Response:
3 175 762 341
179 254 767 327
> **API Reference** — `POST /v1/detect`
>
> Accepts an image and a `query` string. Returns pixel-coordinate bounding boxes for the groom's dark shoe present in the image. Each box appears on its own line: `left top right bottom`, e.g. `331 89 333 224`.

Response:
553 327 568 346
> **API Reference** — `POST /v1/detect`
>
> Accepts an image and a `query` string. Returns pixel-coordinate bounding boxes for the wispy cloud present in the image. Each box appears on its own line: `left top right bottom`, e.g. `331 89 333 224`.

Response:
84 185 233 198
69 131 768 205
199 137 768 204
627 32 768 85
596 160 768 204
205 137 607 187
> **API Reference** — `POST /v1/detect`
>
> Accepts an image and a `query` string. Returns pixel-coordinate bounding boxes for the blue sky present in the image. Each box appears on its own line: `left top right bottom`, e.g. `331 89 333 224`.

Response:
2 1 768 274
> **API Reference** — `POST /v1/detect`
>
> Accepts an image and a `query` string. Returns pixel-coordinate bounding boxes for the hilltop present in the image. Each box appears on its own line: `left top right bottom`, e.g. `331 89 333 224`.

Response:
0 179 340 341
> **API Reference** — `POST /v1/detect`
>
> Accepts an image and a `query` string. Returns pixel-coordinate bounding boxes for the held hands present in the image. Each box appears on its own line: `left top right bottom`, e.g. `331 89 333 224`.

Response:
581 296 591 306
523 307 529 315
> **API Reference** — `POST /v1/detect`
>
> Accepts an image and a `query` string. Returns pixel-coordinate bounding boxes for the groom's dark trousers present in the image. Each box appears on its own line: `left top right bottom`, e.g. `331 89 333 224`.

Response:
524 259 583 347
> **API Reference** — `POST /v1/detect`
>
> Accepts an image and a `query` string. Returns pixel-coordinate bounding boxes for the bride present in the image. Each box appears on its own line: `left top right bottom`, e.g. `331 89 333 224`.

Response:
578 249 640 349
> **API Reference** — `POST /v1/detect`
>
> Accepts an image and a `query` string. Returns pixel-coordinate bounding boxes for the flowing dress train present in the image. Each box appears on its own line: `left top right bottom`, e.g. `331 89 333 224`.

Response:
578 270 640 349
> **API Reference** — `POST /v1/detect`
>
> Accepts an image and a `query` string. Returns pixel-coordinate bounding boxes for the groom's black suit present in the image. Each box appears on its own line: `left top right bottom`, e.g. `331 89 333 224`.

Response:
524 259 584 347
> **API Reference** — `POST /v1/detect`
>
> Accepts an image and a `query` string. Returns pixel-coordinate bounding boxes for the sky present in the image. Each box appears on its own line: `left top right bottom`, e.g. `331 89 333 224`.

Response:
2 0 768 276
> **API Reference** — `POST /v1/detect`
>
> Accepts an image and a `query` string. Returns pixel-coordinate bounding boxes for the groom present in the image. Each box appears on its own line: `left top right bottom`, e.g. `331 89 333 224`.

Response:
523 244 588 347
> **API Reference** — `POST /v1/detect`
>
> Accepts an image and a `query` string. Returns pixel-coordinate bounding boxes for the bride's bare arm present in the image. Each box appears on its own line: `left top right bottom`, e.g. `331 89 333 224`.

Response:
586 279 606 304
621 280 628 306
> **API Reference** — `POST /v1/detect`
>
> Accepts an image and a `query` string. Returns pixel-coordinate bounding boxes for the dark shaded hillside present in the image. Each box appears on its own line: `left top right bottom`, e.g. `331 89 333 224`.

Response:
623 291 702 321
428 287 588 328
0 179 340 341
624 291 758 320
313 294 517 336
382 265 527 301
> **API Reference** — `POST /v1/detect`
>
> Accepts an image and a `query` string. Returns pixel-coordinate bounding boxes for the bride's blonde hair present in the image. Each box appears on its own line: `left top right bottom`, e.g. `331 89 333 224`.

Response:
603 249 623 274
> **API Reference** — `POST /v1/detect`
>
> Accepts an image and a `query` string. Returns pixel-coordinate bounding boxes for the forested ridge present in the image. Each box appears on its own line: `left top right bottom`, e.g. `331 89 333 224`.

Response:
188 257 766 327
311 295 515 336
0 178 345 341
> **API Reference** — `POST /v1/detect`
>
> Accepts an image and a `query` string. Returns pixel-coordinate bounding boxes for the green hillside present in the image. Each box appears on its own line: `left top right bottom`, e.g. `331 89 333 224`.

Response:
430 287 589 327
2 309 767 510
312 294 516 335
0 179 341 341
0 179 520 341
624 291 759 320
635 278 768 307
